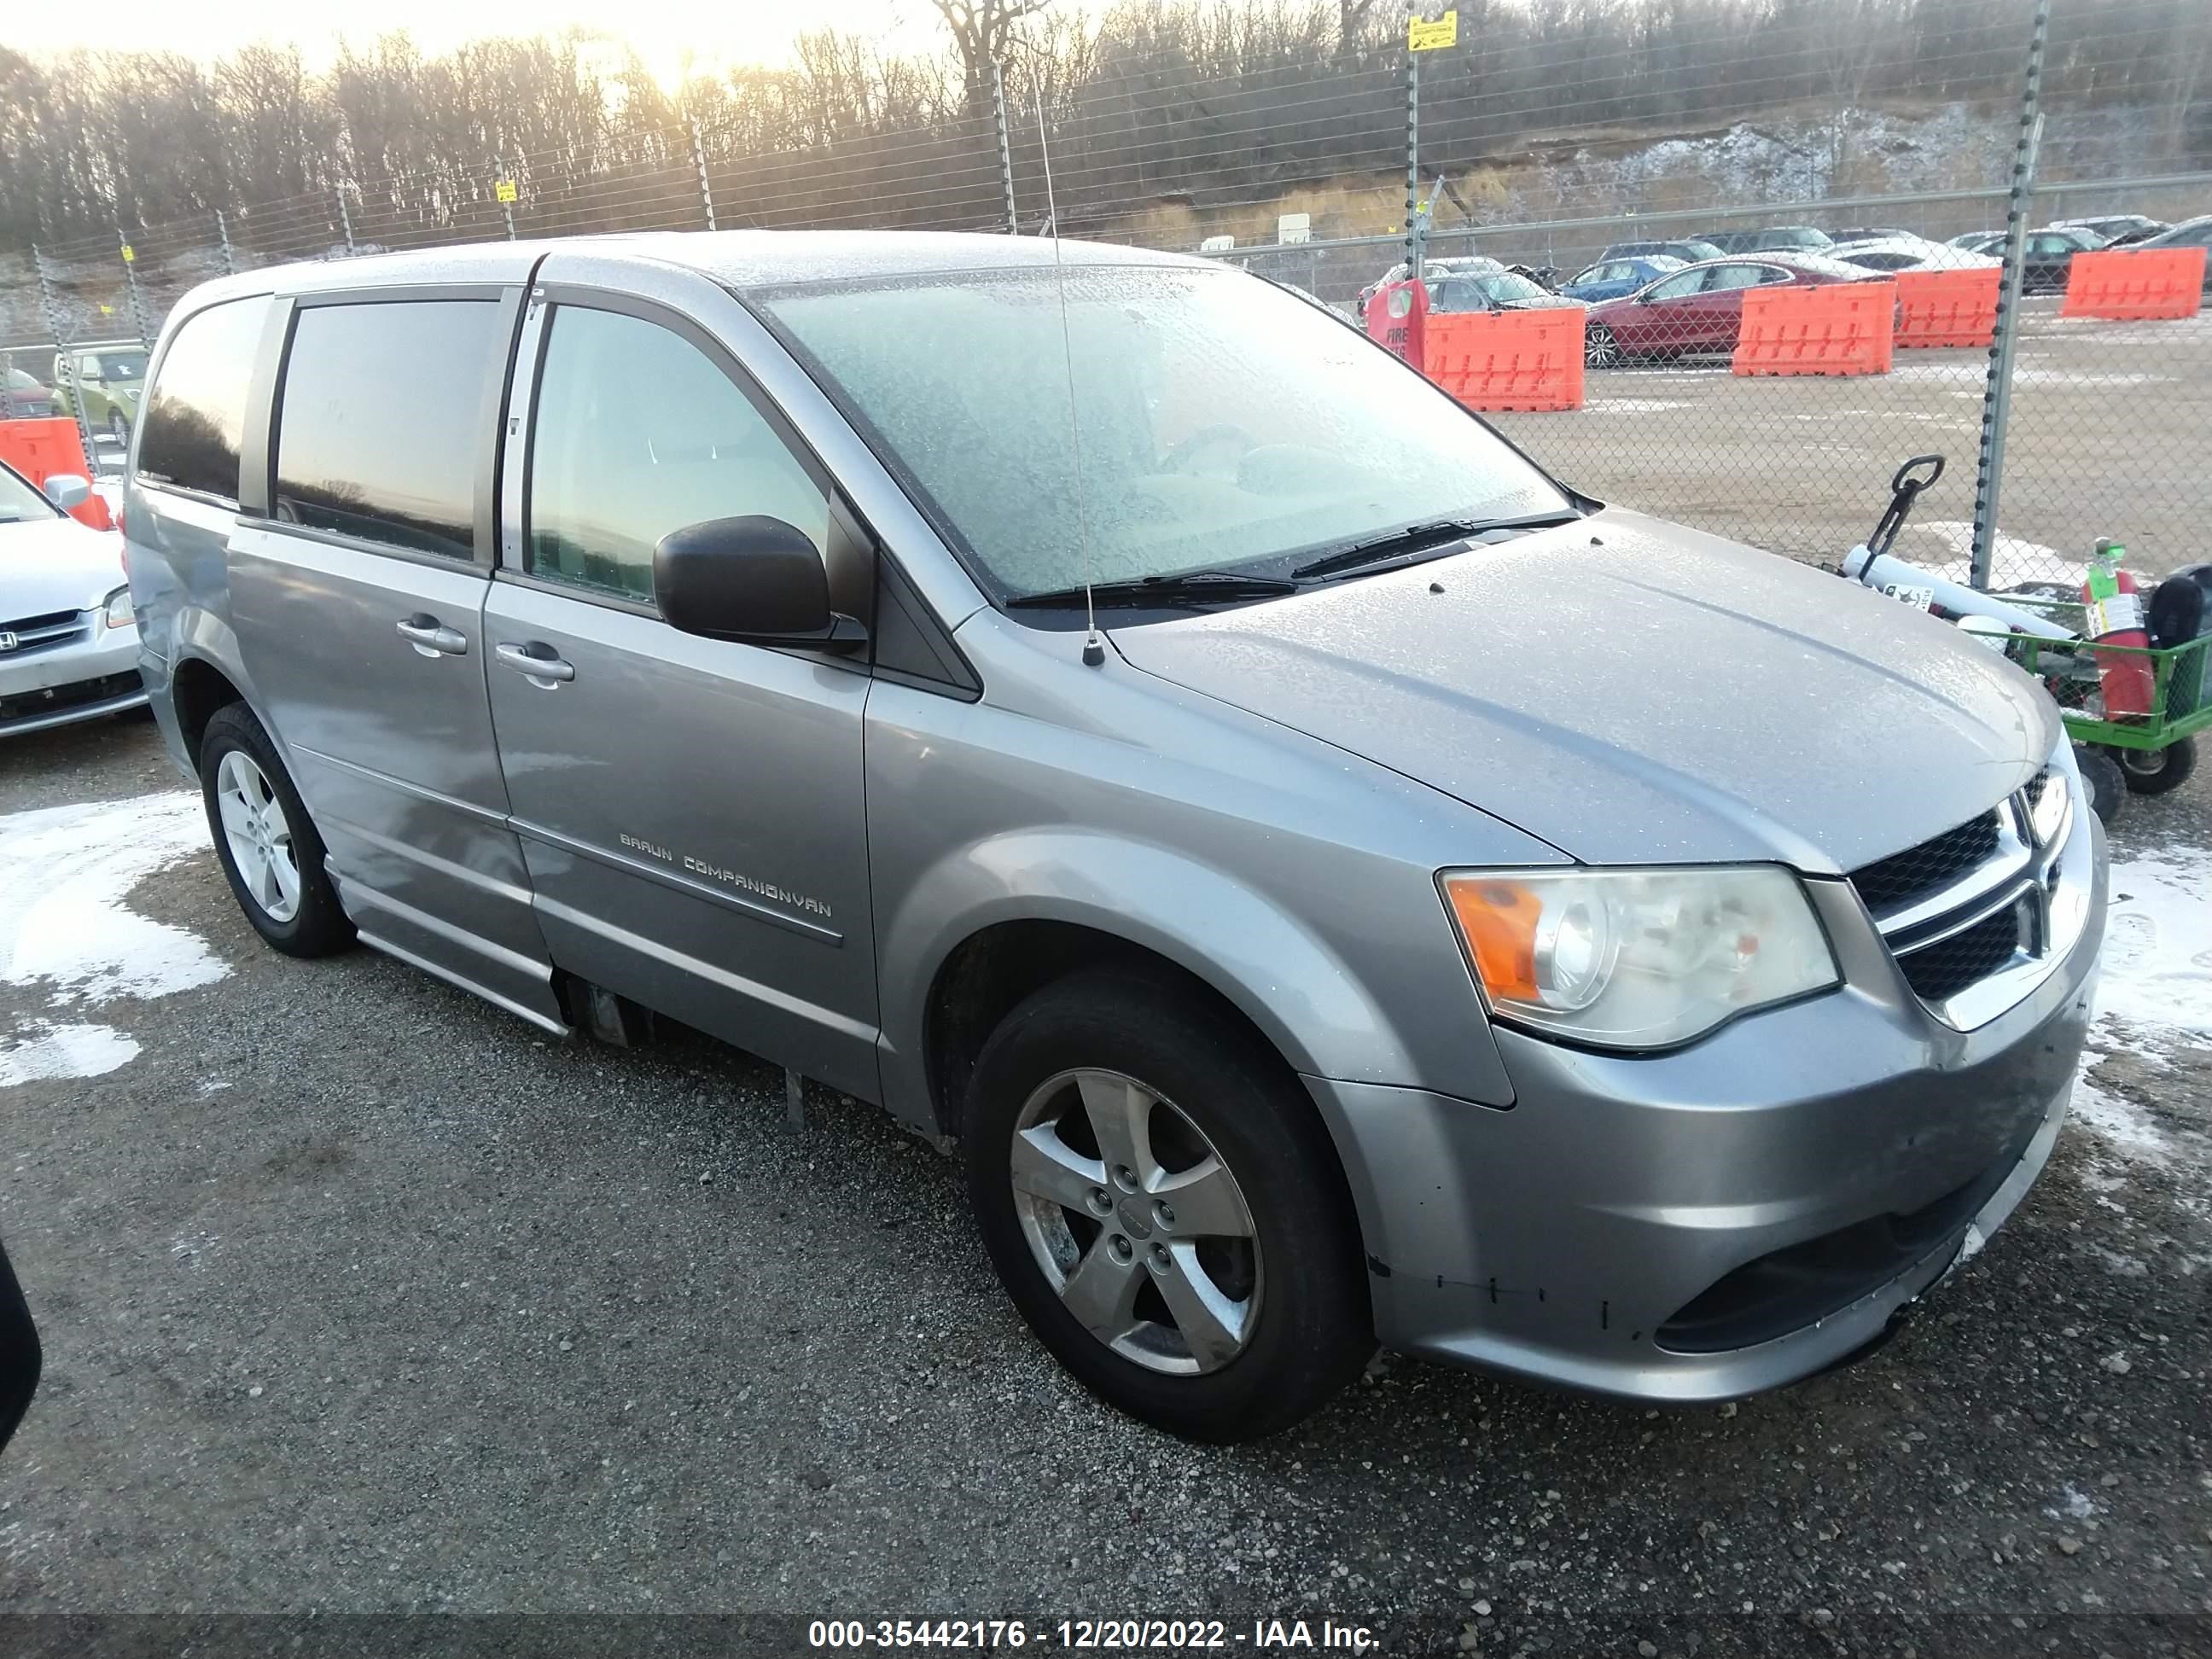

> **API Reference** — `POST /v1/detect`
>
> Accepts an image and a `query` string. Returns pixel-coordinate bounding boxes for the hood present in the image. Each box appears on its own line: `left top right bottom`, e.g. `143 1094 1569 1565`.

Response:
0 515 127 619
1110 509 2058 872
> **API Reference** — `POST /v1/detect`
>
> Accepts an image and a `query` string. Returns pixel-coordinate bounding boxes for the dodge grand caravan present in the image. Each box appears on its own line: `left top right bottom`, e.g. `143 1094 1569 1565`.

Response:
125 233 2104 1441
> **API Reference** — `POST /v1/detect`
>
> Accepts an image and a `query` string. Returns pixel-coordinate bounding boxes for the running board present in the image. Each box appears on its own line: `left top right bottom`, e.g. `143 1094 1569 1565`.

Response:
353 927 573 1038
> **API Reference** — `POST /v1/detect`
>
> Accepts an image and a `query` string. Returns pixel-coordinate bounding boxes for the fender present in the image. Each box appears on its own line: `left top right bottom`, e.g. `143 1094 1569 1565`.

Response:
876 827 1428 1132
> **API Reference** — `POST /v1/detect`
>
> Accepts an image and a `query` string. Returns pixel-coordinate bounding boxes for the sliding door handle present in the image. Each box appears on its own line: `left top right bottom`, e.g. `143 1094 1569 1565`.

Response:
495 641 575 684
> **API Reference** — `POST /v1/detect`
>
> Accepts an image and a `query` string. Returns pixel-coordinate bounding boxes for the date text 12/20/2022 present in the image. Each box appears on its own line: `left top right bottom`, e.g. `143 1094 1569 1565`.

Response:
807 1620 1378 1651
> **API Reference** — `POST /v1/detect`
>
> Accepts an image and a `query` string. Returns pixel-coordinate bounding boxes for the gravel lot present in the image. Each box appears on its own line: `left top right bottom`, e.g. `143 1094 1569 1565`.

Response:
1494 297 2212 584
3 689 2211 1655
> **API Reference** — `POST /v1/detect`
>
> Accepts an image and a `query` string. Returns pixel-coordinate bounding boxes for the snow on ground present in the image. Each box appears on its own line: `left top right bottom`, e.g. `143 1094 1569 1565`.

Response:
2071 843 2212 1175
0 790 224 1088
0 1022 141 1089
1908 518 2083 591
2098 848 2212 1042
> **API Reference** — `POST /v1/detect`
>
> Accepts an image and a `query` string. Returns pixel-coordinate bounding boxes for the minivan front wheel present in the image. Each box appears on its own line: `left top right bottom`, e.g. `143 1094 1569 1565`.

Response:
199 703 354 958
963 969 1371 1441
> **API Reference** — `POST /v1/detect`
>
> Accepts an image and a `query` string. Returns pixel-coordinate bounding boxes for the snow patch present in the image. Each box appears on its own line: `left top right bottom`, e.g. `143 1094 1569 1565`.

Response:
2098 851 2212 1042
2045 1484 2098 1522
0 790 226 1088
0 1021 141 1088
1908 519 2081 591
2068 1074 2171 1164
2062 845 2212 1173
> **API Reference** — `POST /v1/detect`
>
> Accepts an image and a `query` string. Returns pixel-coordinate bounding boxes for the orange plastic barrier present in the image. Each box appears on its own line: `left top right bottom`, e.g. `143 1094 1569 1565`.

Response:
2061 247 2207 321
1894 267 2001 348
0 416 112 529
1423 307 1586 410
1732 280 1895 377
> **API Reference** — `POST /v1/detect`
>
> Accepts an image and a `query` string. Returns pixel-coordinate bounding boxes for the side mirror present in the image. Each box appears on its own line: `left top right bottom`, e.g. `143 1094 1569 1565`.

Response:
43 474 90 510
653 516 866 655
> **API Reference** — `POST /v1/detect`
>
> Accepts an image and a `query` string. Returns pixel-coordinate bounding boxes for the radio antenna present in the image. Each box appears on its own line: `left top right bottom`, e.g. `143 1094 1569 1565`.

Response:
1027 62 1104 667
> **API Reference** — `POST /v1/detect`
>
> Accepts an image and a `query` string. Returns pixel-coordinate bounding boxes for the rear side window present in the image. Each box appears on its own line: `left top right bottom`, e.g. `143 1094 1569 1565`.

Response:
276 300 498 560
137 295 273 504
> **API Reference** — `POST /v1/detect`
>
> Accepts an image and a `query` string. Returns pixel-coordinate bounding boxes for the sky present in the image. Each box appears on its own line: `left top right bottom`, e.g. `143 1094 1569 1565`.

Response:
5 0 949 88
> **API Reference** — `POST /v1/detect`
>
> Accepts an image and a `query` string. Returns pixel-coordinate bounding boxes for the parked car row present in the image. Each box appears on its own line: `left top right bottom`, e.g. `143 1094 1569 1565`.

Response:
0 346 148 437
1582 252 1890 368
1353 208 2208 369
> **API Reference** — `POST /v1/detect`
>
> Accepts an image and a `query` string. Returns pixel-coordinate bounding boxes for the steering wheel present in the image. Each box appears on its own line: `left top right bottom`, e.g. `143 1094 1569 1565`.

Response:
1162 423 1260 478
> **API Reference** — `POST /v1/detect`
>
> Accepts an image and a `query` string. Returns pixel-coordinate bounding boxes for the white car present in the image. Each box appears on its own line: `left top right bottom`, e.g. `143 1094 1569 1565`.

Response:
1830 236 2003 274
0 459 145 736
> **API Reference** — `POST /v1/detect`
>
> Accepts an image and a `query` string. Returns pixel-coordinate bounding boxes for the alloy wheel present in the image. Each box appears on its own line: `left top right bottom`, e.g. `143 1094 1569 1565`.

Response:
1008 1068 1261 1376
216 749 301 923
1586 323 1620 369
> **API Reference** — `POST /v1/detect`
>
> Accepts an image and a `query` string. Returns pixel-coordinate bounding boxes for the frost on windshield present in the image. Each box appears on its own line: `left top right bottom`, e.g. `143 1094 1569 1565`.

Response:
765 266 1563 598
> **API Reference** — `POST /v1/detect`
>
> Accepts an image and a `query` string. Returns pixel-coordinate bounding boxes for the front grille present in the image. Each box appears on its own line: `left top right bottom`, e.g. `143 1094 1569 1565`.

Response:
0 608 89 659
1849 810 2003 914
1895 902 2026 1002
1849 763 2072 1022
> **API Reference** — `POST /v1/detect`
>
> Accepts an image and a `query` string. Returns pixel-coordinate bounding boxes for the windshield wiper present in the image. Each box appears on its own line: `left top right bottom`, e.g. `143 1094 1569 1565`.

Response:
1289 509 1582 581
1006 571 1301 610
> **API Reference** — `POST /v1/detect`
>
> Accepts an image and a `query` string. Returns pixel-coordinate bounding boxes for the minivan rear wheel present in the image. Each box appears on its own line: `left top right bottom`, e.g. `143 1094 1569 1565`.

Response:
962 969 1371 1441
198 703 354 958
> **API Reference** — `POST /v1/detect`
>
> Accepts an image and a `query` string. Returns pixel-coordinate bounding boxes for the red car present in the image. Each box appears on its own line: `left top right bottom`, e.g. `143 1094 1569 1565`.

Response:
1583 253 1891 367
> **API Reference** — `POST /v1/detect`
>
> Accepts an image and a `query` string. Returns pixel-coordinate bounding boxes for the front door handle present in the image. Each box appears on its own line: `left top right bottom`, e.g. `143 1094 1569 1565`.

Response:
495 641 575 684
397 614 468 657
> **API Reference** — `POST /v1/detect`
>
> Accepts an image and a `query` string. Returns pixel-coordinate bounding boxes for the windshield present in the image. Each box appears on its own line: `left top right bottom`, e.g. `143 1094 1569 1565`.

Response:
759 265 1568 602
1428 272 1549 310
0 463 59 525
93 350 149 380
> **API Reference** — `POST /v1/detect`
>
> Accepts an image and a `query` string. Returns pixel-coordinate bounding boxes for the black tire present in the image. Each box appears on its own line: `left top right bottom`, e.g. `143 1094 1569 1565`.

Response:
107 409 130 444
197 703 354 958
2109 735 2197 796
2075 742 2127 826
1585 322 1621 370
962 968 1373 1442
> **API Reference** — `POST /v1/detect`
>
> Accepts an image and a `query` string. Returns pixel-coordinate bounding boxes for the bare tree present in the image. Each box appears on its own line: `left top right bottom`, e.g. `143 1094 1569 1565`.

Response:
933 0 1051 118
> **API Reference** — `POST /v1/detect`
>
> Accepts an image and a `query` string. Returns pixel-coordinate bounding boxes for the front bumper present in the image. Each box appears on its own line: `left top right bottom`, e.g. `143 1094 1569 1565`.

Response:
0 622 147 736
1310 804 2105 1402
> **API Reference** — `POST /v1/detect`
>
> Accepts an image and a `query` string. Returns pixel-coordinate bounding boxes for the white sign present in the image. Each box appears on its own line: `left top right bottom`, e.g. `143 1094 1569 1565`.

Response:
1199 234 1236 253
1278 212 1313 246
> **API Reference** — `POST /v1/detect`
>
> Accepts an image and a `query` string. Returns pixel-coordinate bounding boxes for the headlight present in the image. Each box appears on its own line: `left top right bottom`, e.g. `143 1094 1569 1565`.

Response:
102 585 135 631
1441 864 1839 1050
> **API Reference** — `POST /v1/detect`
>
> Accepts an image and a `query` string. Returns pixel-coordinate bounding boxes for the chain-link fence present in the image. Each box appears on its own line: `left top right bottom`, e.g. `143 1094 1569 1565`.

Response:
2 0 2207 602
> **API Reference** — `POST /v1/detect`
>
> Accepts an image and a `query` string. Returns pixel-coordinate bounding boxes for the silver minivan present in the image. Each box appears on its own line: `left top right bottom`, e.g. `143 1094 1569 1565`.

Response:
125 233 2104 1441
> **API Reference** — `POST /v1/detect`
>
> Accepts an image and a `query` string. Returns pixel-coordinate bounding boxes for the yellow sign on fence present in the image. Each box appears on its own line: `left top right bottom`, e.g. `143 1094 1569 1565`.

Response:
495 178 518 204
1408 10 1458 49
119 243 135 264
